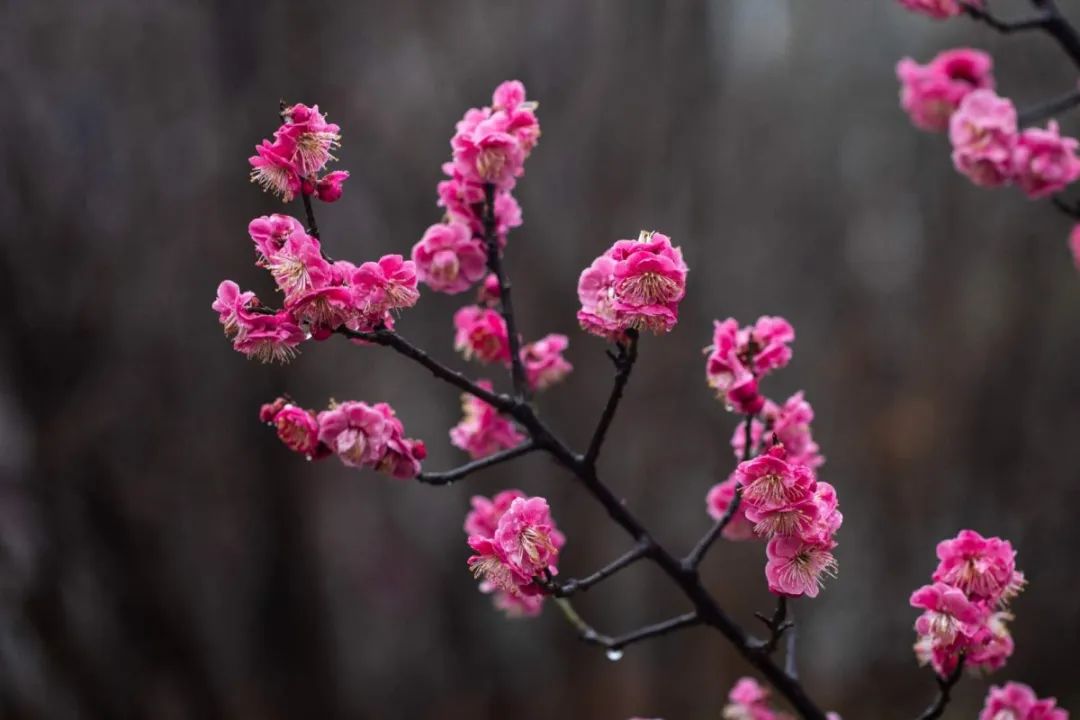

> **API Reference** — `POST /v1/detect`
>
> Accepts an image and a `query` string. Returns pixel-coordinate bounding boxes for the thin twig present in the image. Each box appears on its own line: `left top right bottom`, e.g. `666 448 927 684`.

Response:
557 602 701 652
915 657 966 720
481 182 528 399
1051 195 1080 218
682 412 755 570
1019 87 1080 126
337 327 515 412
754 595 792 655
785 610 799 679
417 442 537 485
540 540 651 597
584 331 639 466
963 3 1049 33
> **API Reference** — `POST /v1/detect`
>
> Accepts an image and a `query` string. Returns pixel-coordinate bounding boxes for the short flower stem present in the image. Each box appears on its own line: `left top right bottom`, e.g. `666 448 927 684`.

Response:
417 441 537 485
554 599 701 652
915 657 966 720
301 192 321 240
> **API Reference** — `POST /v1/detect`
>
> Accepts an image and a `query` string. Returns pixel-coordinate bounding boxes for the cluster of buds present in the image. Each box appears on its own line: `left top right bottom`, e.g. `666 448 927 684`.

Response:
465 492 565 617
910 529 1026 677
249 103 348 203
576 231 689 338
259 397 426 479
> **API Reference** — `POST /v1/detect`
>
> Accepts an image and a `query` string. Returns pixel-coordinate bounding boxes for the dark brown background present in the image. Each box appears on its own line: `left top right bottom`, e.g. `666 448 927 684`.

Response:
2 1 1078 718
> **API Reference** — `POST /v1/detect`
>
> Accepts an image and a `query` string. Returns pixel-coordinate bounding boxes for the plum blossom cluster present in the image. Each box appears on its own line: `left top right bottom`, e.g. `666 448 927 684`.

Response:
980 682 1069 720
465 492 564 617
910 529 1026 678
576 231 688 338
258 396 426 479
702 317 840 598
212 214 420 362
411 80 538 296
894 1 1080 266
249 103 348 203
449 381 525 459
705 316 794 415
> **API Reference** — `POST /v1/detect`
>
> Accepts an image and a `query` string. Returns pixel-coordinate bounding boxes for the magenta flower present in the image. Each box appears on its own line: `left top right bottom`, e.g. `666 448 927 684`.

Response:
732 392 824 469
949 89 1018 187
706 316 794 413
896 49 994 132
911 581 986 645
764 535 838 598
980 682 1068 720
316 401 390 468
466 494 563 612
249 135 302 202
315 170 349 203
276 103 341 177
477 273 502 305
450 381 525 459
231 310 306 364
371 402 426 479
723 677 777 720
896 0 975 19
705 475 756 541
967 610 1015 674
733 446 816 511
577 231 687 338
520 334 573 390
412 221 488 294
453 305 511 364
273 404 321 457
247 213 307 260
933 529 1026 605
212 280 259 338
350 254 420 325
465 490 527 538
1012 121 1080 199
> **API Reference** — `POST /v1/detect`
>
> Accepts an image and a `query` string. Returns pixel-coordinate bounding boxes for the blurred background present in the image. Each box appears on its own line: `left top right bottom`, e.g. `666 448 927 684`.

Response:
2 0 1079 718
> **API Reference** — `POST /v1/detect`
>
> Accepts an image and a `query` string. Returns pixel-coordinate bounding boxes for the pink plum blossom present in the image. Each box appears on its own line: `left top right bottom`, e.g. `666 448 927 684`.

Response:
315 170 349 202
731 392 824 469
733 446 816 511
453 306 511 364
577 231 687 338
477 273 502 305
980 682 1069 720
765 535 838 598
372 402 426 479
212 280 259 338
1011 121 1080 199
272 404 322 457
465 490 526 538
933 529 1026 605
450 381 525 459
896 49 994 132
316 401 391 468
520 334 573 390
896 0 975 19
249 135 302 202
705 475 756 541
967 611 1015 674
706 316 795 413
466 494 563 611
911 581 986 645
949 89 1018 187
412 221 488 294
723 677 778 720
248 213 308 261
350 255 420 325
438 175 522 244
231 310 306 363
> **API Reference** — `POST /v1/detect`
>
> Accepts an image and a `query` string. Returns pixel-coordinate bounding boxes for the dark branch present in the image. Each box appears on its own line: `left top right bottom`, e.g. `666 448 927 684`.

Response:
963 3 1049 33
753 596 792 655
301 192 321 240
541 540 651 597
1019 87 1080 126
1051 195 1080 218
417 442 537 485
337 327 515 412
682 412 755 570
915 657 966 720
584 331 639 466
785 613 799 679
481 182 528 399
